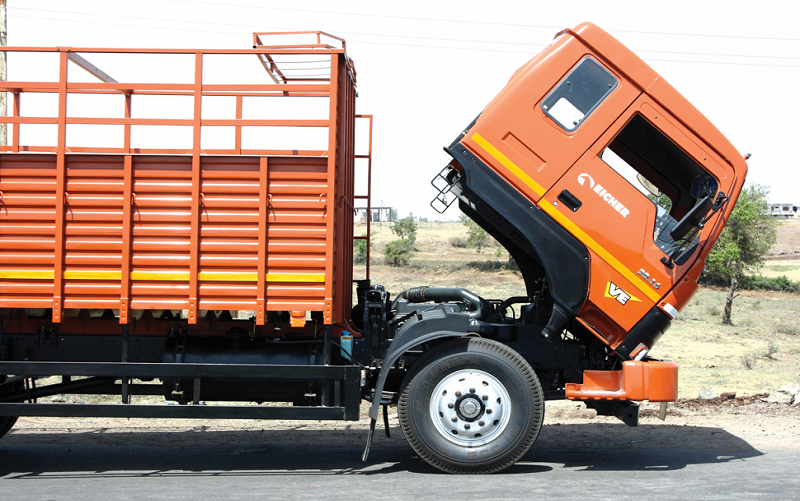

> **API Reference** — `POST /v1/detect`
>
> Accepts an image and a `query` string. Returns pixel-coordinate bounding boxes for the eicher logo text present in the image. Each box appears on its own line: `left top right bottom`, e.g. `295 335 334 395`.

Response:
578 173 630 218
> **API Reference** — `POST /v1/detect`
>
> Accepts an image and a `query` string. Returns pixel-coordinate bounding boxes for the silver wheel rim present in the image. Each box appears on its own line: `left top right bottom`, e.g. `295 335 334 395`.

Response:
429 369 512 447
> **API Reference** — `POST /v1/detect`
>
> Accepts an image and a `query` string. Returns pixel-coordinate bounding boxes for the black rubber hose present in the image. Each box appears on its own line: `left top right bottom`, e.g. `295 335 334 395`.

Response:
393 286 490 320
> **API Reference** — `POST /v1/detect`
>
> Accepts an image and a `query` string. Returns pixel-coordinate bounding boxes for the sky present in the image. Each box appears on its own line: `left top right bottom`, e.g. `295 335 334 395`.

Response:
6 0 800 220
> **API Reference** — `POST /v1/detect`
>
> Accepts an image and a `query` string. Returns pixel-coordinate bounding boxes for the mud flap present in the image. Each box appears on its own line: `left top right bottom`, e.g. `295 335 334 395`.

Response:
362 308 471 461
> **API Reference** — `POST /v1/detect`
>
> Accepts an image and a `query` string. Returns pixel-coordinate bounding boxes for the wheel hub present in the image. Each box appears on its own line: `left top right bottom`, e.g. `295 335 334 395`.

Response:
429 369 512 447
456 394 484 421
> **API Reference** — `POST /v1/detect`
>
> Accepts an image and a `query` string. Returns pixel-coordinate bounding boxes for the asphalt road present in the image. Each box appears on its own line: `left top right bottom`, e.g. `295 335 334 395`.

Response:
0 421 798 501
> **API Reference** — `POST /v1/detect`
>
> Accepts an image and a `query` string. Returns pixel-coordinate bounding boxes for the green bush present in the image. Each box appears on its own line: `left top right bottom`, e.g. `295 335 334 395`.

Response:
699 273 800 294
354 232 372 265
776 324 799 336
384 239 414 266
459 213 488 252
449 237 467 248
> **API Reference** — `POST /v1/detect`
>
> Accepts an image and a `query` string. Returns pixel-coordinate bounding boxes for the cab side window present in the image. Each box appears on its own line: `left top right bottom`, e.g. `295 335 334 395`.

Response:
542 57 618 132
599 114 718 262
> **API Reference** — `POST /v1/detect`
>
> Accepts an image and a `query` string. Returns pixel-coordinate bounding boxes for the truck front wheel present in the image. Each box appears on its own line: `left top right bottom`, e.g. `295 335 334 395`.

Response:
398 338 544 473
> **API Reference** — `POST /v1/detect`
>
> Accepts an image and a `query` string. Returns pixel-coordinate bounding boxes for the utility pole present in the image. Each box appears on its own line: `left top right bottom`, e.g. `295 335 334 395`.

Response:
0 0 6 146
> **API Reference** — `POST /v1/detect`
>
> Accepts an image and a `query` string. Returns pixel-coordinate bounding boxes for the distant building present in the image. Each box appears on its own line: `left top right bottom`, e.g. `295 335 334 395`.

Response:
769 202 799 218
354 207 393 223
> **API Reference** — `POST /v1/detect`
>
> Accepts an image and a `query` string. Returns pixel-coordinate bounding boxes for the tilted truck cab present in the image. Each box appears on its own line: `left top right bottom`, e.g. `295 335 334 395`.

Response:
0 24 746 474
385 22 746 470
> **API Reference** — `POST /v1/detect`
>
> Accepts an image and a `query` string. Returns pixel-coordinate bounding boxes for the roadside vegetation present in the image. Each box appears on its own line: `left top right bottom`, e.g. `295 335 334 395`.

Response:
701 185 778 324
356 216 800 399
383 216 417 265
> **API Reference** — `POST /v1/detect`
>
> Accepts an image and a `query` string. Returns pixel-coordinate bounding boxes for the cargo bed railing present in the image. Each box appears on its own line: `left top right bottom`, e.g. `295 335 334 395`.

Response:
0 33 363 327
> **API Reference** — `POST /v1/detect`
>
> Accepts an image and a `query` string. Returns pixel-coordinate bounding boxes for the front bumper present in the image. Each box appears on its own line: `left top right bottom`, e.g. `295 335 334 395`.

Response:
565 360 678 402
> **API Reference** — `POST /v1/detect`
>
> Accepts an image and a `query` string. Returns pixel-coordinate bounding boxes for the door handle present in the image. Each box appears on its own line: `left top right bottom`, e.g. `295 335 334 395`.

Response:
558 189 582 212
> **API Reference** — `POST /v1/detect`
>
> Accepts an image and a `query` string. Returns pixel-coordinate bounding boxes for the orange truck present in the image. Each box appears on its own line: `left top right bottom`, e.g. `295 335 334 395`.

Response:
0 24 746 473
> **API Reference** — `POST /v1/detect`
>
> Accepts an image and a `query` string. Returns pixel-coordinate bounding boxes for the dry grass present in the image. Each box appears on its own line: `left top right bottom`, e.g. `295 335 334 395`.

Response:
358 222 800 399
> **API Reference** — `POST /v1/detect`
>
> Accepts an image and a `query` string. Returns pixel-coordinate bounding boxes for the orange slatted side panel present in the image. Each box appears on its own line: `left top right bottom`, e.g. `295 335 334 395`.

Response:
0 154 335 316
129 156 193 311
265 157 328 312
62 155 124 310
0 154 58 308
197 156 260 311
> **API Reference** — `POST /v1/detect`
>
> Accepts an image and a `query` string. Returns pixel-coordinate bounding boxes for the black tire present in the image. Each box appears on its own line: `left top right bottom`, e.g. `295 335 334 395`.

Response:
0 416 17 439
398 338 544 473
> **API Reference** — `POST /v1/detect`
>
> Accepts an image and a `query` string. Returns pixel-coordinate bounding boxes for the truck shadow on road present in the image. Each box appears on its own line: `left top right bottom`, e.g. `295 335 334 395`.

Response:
0 422 762 478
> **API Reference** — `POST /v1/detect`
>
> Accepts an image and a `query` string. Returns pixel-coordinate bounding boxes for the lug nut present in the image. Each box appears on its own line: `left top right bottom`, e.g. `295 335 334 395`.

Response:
464 424 471 430
451 417 458 422
482 395 488 400
478 421 485 426
448 403 454 409
469 388 475 393
486 409 493 414
455 391 461 397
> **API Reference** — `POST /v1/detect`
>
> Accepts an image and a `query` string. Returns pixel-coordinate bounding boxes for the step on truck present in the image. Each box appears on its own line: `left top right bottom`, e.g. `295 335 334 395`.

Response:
0 24 747 473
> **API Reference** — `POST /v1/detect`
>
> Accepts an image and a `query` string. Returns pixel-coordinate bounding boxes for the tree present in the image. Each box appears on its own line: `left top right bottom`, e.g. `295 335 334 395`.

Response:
459 213 488 252
391 216 417 244
647 193 673 213
384 216 417 265
388 208 398 222
704 185 777 325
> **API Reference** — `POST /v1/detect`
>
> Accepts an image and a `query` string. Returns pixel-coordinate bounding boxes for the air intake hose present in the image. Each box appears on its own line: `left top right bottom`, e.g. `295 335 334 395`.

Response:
394 286 489 320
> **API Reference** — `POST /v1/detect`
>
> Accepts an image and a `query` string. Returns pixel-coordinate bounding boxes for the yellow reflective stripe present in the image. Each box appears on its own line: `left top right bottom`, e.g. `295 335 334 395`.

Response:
267 273 325 283
471 132 546 196
0 270 55 280
540 203 660 303
63 271 122 280
198 272 258 282
130 271 190 281
468 134 660 303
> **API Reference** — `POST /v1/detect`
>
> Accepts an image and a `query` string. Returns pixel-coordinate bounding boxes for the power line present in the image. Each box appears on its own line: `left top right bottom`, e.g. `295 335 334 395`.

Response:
11 6 546 48
9 12 800 68
11 6 800 63
159 0 800 43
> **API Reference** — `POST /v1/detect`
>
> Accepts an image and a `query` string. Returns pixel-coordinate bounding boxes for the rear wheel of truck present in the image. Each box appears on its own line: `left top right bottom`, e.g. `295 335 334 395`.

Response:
398 338 544 473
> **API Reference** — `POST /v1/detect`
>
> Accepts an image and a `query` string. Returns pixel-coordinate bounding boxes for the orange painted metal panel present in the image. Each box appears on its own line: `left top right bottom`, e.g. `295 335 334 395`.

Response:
0 38 360 326
565 360 678 402
456 23 746 351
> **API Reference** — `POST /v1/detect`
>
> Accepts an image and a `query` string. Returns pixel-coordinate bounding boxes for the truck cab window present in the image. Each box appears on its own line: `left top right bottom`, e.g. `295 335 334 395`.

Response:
541 57 618 131
599 114 717 262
